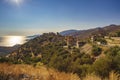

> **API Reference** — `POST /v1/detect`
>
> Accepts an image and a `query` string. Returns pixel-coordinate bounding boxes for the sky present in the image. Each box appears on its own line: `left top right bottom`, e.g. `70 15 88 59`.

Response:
0 0 120 36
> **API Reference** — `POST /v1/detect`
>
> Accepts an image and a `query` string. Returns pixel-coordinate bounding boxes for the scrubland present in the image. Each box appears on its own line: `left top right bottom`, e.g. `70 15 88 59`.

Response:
0 63 119 80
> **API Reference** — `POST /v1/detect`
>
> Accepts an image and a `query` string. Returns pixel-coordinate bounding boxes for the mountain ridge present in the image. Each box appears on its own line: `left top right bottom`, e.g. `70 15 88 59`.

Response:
60 24 120 39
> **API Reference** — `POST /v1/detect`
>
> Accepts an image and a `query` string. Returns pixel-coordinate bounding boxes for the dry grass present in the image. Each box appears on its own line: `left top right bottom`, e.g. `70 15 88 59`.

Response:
83 71 120 80
109 71 120 80
0 63 80 80
83 74 101 80
0 63 119 80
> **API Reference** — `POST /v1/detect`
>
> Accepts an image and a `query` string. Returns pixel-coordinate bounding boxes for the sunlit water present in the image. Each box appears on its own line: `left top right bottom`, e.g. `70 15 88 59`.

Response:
0 36 27 47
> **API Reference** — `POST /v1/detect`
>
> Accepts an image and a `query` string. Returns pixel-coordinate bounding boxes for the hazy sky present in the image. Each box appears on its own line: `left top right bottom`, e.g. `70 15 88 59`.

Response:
0 0 120 36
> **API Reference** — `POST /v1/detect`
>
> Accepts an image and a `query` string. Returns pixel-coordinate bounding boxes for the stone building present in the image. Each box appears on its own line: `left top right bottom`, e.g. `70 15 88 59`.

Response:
65 36 76 47
64 36 86 48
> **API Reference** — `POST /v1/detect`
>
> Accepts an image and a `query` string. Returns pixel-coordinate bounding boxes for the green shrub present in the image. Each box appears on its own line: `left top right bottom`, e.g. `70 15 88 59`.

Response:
91 46 102 56
92 57 112 78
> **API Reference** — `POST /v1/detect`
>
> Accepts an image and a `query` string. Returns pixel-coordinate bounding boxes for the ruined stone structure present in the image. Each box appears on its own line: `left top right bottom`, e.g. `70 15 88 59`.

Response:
65 36 85 48
65 36 76 47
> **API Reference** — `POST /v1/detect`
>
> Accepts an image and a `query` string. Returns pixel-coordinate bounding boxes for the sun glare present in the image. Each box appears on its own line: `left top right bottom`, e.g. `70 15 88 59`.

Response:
9 36 22 45
4 36 26 46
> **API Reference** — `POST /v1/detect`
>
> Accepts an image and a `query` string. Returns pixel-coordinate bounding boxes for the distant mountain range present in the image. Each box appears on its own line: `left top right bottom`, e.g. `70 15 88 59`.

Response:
60 24 120 39
60 29 79 36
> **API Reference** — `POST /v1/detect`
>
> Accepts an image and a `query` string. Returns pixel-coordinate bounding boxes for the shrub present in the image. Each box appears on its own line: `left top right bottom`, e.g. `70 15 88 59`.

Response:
92 57 112 78
91 46 102 56
105 46 120 73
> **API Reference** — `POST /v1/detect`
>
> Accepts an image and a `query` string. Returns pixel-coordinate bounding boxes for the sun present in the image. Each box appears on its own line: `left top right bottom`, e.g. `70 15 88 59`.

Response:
13 0 21 4
6 0 24 6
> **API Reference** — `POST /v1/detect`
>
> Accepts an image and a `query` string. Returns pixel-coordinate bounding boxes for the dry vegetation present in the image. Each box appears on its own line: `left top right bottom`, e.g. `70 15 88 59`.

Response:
0 63 80 80
0 63 119 80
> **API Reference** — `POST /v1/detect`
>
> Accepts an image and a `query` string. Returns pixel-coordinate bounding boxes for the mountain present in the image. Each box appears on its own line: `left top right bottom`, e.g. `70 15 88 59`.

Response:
60 24 120 39
60 29 78 36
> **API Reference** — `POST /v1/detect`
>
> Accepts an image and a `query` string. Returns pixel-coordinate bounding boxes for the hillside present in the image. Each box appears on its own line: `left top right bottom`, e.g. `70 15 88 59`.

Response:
3 25 120 79
0 45 20 56
8 32 66 62
7 24 120 58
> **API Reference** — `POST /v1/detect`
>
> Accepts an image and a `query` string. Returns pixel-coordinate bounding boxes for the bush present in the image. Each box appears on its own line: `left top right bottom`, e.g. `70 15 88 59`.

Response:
96 38 107 45
92 46 120 78
105 46 120 73
92 57 112 78
91 46 102 56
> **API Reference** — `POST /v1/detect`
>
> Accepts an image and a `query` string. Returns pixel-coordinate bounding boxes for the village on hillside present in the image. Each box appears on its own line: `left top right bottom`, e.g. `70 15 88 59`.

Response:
63 31 120 58
64 32 120 49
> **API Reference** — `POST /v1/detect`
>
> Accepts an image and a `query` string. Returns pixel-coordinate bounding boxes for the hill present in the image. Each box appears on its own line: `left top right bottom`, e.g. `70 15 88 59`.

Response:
0 45 20 56
7 32 65 62
4 25 120 79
